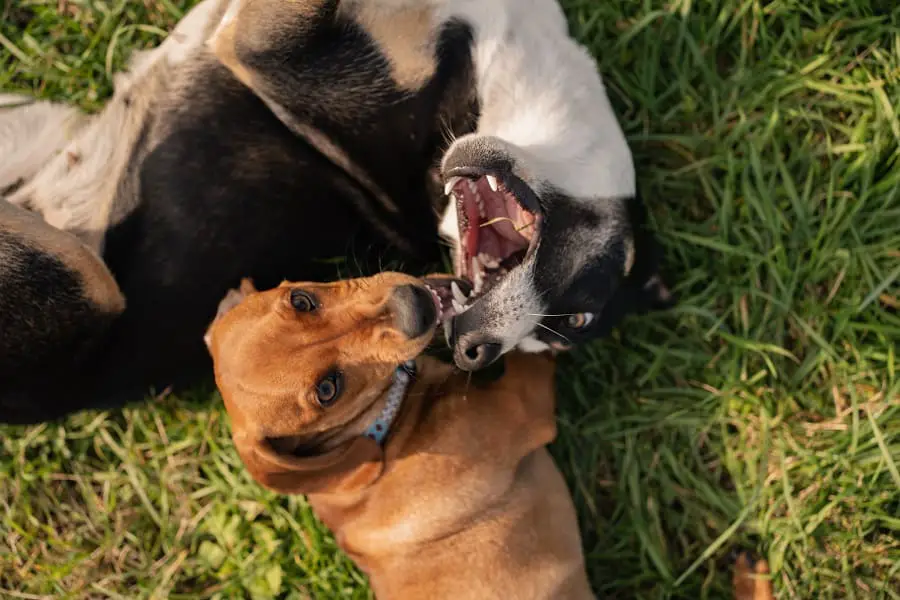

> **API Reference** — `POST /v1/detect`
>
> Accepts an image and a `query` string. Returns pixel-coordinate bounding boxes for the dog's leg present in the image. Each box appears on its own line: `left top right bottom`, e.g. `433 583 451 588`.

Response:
4 0 222 255
0 95 88 198
4 50 178 255
0 199 125 424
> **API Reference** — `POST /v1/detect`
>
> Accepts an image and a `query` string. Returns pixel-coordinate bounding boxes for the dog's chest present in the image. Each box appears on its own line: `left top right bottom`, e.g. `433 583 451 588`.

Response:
339 392 539 552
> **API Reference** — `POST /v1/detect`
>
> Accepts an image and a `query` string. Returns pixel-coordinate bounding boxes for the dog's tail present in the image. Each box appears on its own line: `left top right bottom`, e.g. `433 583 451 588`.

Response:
0 94 88 196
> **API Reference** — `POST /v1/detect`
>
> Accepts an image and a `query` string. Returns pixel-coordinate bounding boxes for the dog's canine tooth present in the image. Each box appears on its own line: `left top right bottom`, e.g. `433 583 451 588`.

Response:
452 298 466 314
444 176 462 196
451 281 468 305
486 175 499 193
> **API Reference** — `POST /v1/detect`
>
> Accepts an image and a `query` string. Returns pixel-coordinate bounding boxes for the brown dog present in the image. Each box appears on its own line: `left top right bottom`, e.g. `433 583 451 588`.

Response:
205 273 595 599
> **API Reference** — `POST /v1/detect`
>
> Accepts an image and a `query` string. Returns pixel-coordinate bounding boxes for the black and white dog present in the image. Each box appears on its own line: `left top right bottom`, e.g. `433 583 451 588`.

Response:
432 0 672 369
0 0 669 424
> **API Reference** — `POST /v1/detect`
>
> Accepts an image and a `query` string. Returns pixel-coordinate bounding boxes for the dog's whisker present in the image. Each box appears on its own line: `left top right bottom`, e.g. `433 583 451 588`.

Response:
533 321 570 344
462 369 473 402
527 313 578 318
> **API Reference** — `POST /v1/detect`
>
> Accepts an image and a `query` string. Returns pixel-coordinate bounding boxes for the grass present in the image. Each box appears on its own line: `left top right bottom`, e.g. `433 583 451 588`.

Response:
1 0 899 598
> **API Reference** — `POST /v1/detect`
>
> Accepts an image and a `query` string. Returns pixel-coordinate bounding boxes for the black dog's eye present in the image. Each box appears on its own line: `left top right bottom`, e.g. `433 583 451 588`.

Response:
315 371 343 407
290 289 318 312
566 313 595 330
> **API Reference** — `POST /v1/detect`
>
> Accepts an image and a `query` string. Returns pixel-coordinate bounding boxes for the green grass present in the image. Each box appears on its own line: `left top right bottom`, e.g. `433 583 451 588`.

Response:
2 0 899 598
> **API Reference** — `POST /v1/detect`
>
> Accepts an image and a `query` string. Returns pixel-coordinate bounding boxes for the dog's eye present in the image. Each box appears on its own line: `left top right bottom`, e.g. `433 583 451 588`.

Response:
290 289 318 312
566 313 595 330
315 371 343 407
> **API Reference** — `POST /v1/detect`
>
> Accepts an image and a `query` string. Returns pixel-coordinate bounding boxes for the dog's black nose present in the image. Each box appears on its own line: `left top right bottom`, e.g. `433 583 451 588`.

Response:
391 285 437 339
454 333 503 371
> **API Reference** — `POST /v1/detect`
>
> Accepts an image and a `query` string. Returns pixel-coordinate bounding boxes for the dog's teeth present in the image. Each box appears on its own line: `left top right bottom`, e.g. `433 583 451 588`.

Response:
445 177 462 196
452 298 466 314
451 281 468 305
478 253 499 269
471 258 484 294
467 179 478 194
486 175 499 192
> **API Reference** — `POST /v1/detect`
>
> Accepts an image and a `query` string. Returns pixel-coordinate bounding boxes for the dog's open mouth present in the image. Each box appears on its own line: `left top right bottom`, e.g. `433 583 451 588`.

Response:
423 276 473 322
444 171 541 298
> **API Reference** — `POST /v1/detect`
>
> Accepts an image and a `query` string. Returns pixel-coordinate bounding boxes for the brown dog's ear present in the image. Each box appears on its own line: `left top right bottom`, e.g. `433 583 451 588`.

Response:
205 279 258 348
217 278 257 318
233 433 385 496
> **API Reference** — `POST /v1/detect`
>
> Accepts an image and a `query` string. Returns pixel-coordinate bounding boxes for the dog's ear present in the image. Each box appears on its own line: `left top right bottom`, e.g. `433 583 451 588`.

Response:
232 433 385 496
638 273 675 311
204 279 258 348
626 193 675 311
587 195 673 338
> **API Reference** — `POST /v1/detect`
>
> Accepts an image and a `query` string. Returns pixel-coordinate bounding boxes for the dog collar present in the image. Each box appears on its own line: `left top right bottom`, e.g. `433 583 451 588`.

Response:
363 360 416 445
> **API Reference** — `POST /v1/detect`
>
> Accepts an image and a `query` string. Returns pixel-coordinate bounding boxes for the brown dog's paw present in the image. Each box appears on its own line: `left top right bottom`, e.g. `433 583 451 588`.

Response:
733 552 774 600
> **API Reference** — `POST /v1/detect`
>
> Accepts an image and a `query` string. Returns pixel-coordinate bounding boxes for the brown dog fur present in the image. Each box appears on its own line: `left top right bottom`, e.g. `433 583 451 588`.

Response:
206 273 595 599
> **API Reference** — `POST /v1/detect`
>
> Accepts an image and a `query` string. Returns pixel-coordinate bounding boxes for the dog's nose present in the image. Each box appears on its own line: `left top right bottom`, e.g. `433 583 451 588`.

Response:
390 284 437 339
454 333 503 371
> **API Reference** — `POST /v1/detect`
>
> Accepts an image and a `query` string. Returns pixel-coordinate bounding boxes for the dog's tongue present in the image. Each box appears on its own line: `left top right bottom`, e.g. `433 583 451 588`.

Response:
459 178 532 266
479 225 524 261
477 178 534 246
478 180 517 243
462 188 480 261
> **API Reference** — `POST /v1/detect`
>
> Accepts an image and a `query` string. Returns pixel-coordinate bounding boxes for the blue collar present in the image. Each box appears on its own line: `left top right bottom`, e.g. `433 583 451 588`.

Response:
363 361 416 445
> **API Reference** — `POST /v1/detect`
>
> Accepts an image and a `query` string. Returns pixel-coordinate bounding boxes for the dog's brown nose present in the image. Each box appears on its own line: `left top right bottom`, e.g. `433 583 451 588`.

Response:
390 285 437 339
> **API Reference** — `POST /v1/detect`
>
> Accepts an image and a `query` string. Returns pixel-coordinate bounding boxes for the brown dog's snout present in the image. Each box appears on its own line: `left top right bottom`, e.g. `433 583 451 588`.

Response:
389 284 437 340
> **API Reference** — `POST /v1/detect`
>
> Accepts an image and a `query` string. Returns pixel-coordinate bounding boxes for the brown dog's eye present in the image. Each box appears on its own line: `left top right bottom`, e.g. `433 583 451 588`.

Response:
315 371 343 407
566 313 595 330
290 289 318 312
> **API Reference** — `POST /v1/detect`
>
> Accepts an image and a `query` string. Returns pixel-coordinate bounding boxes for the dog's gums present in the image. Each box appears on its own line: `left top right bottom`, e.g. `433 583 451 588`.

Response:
445 172 540 299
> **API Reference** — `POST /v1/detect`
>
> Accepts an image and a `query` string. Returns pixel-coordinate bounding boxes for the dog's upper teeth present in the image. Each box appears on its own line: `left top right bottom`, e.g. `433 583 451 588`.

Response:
466 179 478 194
475 193 485 218
472 257 484 294
452 298 466 314
486 175 499 193
478 253 499 269
445 176 462 196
